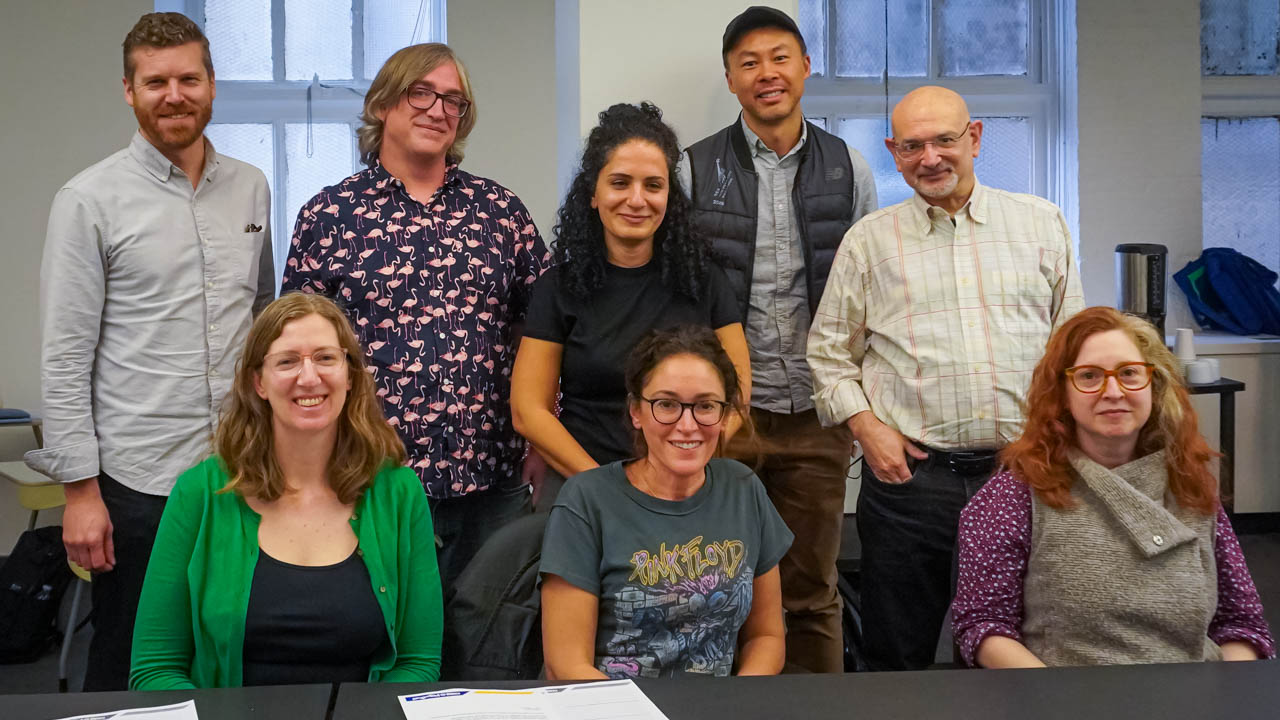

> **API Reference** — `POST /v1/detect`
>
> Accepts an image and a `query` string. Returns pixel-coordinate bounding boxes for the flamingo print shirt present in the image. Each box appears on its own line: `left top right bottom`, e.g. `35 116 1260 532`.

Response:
283 161 549 498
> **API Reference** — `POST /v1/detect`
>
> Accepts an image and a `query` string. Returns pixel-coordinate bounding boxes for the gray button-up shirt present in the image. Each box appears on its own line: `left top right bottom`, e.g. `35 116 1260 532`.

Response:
25 132 273 495
682 117 877 414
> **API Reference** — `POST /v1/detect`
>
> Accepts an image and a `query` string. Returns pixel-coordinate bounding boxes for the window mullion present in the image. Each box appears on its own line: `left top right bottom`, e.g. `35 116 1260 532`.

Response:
352 0 365 82
271 0 285 82
273 117 288 286
928 0 939 81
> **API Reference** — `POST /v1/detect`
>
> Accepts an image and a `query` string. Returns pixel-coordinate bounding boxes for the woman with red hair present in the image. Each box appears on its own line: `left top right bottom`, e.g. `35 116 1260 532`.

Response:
951 307 1273 667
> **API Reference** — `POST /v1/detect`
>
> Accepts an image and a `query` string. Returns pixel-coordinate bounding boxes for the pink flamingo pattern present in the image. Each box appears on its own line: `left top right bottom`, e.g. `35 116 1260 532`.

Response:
283 161 550 498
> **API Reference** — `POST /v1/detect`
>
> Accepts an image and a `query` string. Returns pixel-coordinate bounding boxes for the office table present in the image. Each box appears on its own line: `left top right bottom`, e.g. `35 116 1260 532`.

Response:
1187 376 1245 513
332 660 1280 720
6 683 332 720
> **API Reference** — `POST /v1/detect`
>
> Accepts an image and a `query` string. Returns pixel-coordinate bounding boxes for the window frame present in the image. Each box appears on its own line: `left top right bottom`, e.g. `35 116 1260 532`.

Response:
800 0 1077 234
1199 3 1280 282
165 0 447 276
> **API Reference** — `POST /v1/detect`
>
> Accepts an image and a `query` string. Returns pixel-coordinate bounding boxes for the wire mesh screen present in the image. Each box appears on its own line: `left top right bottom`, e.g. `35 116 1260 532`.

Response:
206 123 275 195
1202 117 1280 284
1201 0 1280 75
284 123 356 229
285 0 353 80
204 0 273 81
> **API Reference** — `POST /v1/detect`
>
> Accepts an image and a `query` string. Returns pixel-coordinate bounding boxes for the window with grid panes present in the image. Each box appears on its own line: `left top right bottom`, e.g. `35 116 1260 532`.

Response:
167 0 447 284
798 0 1073 215
1201 0 1280 286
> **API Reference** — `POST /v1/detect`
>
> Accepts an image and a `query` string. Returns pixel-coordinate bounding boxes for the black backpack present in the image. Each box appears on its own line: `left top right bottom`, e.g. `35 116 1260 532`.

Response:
440 513 547 680
0 526 74 663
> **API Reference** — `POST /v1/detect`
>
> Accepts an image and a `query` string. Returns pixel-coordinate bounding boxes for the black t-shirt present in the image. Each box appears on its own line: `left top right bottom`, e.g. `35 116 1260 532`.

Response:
523 262 739 464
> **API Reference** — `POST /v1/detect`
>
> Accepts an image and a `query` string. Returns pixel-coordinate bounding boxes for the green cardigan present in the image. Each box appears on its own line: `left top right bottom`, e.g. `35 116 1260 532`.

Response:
129 457 443 689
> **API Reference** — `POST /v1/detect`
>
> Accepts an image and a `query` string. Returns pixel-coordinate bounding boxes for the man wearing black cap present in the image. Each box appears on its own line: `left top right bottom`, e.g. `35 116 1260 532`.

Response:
682 6 877 673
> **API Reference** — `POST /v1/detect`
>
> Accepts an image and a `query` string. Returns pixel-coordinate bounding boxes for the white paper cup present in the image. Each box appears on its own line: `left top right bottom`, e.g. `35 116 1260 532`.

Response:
1186 359 1218 384
1173 328 1196 361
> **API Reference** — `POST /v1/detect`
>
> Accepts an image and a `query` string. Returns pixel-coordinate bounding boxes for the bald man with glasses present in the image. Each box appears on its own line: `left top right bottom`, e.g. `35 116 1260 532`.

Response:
808 86 1084 671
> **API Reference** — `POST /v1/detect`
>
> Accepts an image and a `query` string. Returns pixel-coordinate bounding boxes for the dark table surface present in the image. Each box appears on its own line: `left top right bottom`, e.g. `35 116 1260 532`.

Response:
6 683 332 720
333 661 1280 720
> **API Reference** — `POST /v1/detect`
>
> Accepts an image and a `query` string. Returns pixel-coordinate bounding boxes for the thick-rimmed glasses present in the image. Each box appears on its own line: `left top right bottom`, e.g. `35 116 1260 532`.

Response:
890 121 971 160
1064 362 1155 393
639 397 730 426
262 346 349 376
405 86 471 118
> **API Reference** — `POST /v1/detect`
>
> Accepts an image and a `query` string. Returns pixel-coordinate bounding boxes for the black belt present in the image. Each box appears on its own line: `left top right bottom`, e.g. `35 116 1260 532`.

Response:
919 447 1000 476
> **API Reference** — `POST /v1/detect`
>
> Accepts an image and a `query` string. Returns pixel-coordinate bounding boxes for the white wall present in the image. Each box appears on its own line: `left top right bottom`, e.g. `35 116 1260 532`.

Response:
447 0 559 235
1076 0 1202 329
570 1 795 157
0 1 152 547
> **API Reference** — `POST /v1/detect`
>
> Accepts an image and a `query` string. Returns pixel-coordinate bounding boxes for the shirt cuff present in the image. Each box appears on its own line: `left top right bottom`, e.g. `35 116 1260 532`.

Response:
1211 628 1277 660
813 378 871 428
24 438 99 484
958 622 1023 667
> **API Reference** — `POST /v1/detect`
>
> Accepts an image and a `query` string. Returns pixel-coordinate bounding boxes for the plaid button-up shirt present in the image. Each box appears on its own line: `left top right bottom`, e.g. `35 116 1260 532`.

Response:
808 180 1084 450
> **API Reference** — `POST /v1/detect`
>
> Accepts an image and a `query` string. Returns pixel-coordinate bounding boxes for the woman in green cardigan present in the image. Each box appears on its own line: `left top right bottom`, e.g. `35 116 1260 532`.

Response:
130 292 443 689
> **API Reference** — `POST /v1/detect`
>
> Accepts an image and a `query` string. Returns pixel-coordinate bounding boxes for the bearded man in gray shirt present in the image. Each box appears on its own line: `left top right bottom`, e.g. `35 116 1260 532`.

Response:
682 7 877 673
24 13 272 690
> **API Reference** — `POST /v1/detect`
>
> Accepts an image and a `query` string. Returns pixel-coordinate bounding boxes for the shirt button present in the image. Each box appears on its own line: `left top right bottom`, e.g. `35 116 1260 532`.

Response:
206 281 215 289
209 369 218 377
438 332 446 339
379 586 387 593
356 548 363 557
209 324 217 331
1153 535 1164 546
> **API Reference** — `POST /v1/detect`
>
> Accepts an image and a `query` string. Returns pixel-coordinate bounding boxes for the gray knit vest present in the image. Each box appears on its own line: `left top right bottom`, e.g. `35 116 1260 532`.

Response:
1023 450 1221 666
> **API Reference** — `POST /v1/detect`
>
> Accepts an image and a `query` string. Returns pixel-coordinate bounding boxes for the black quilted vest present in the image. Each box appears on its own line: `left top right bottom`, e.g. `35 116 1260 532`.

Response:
686 120 856 320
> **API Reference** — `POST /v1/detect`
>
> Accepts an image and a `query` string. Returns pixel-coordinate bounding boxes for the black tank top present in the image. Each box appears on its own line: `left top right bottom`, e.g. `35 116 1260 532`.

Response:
241 548 387 686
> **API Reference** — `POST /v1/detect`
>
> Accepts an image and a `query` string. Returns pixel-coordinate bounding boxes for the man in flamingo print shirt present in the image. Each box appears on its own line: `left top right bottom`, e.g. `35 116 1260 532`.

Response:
282 43 549 589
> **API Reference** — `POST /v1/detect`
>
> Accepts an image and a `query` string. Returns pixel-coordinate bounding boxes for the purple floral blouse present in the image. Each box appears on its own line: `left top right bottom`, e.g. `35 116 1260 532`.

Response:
952 470 1276 666
283 162 549 498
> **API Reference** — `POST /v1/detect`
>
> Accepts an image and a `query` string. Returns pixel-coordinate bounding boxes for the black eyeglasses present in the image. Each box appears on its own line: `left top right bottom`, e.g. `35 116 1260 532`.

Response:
1064 362 1155 393
638 397 730 426
405 86 471 118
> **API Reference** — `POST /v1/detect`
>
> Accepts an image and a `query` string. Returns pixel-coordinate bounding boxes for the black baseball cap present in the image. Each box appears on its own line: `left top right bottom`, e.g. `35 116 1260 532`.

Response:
721 6 807 65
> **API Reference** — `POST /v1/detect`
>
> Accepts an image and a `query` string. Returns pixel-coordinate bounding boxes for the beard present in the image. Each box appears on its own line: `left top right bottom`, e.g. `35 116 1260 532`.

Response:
912 169 960 199
135 100 212 155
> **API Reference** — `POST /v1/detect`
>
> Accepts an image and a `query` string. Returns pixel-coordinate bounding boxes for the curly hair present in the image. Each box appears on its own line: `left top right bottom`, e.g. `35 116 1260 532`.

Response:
623 325 751 460
123 12 212 81
1001 306 1217 514
215 292 406 505
553 102 711 303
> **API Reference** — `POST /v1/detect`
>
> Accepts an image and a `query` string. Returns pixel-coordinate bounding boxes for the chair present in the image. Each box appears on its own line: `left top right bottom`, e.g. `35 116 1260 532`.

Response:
1 454 91 692
440 512 548 680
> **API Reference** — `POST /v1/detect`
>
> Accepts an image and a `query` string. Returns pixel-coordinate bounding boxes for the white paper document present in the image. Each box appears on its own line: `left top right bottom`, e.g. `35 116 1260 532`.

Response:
54 699 198 720
398 680 669 720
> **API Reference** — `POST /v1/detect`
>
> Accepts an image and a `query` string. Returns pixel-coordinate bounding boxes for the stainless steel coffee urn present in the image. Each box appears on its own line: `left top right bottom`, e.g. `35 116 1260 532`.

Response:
1115 243 1168 338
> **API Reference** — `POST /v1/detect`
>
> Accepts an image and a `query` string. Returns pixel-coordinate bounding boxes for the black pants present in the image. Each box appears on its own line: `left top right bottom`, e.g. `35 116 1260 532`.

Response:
857 454 993 671
83 472 168 691
430 478 532 599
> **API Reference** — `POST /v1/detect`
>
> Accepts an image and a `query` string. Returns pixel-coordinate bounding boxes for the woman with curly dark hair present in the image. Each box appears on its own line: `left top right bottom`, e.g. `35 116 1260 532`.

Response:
512 102 749 507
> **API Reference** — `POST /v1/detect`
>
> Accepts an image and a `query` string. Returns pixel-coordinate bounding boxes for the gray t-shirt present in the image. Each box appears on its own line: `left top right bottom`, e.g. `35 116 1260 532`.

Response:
540 459 794 679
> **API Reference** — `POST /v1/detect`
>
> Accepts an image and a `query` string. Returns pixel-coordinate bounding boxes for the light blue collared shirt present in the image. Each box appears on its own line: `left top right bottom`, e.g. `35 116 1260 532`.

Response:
26 132 273 494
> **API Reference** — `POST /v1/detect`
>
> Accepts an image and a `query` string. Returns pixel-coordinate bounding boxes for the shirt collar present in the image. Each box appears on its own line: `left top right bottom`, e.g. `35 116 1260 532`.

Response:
739 113 808 162
907 176 987 234
129 131 219 185
368 158 463 197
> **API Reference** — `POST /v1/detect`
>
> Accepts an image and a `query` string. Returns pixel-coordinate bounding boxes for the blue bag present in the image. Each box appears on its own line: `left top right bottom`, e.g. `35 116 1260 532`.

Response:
1173 248 1280 335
